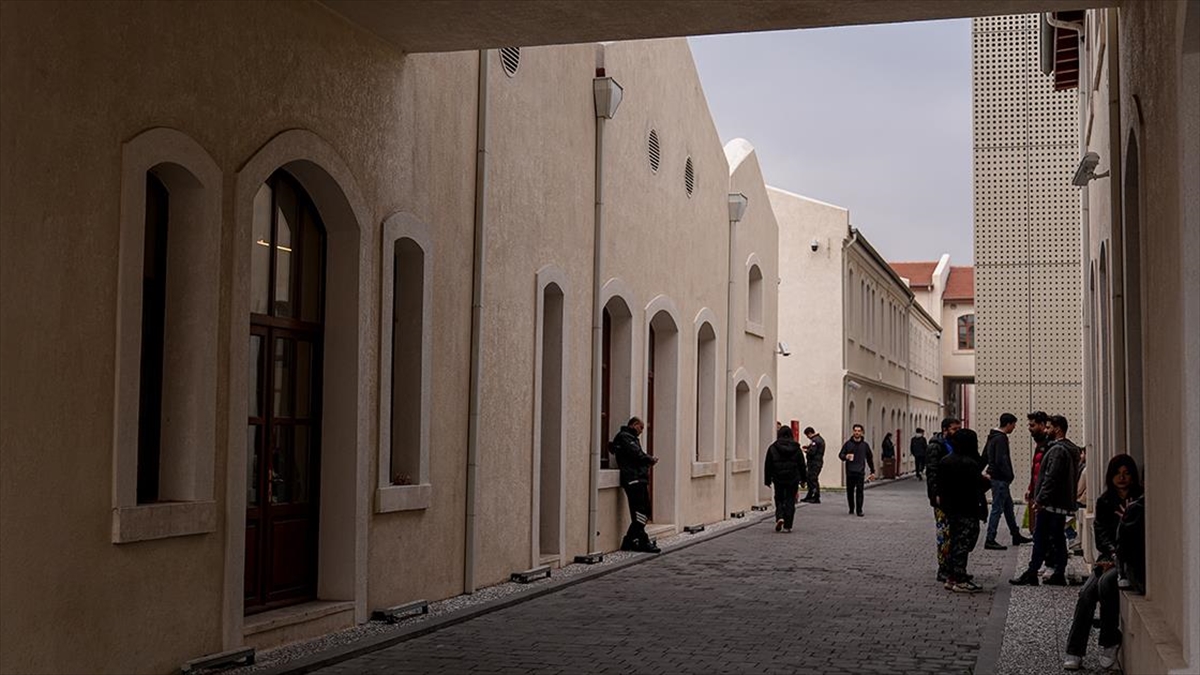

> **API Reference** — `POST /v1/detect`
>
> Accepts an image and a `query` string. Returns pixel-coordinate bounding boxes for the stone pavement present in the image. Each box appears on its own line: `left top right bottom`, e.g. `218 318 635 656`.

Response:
316 479 1019 675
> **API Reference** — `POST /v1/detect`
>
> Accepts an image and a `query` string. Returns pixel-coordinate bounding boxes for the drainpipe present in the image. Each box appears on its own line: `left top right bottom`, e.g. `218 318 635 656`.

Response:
588 69 623 556
903 297 913 476
465 48 490 594
723 194 749 518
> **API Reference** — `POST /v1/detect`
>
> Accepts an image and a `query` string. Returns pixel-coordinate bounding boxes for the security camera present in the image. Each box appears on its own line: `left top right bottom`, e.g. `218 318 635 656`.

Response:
810 238 819 252
776 342 791 357
1072 152 1109 186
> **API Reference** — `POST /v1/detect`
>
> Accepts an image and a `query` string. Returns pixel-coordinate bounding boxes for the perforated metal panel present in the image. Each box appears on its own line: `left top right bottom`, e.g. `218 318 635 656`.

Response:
973 14 1084 452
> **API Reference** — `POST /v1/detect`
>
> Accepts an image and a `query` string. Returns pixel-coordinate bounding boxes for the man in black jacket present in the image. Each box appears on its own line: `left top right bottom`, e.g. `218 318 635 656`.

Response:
910 428 928 480
800 426 825 503
1011 415 1081 586
983 413 1033 549
610 417 660 553
927 417 961 582
765 426 807 532
838 424 876 517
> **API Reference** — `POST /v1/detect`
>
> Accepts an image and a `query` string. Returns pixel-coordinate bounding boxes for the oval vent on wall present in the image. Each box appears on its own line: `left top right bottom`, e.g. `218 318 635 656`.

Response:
499 47 521 76
684 156 695 196
648 129 661 173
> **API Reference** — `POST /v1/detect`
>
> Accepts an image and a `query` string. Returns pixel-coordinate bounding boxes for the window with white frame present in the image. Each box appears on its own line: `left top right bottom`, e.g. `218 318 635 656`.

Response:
957 313 975 351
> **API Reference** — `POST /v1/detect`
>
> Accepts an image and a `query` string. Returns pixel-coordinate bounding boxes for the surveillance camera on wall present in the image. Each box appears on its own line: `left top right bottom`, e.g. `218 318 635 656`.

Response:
777 342 791 357
810 238 819 252
1072 152 1109 186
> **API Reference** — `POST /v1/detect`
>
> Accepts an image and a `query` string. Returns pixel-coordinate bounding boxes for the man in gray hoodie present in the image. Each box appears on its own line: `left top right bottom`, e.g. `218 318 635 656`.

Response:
984 413 1034 549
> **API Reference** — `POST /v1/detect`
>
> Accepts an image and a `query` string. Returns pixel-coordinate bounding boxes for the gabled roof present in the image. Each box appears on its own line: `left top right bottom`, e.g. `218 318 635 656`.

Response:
944 266 974 302
889 261 938 289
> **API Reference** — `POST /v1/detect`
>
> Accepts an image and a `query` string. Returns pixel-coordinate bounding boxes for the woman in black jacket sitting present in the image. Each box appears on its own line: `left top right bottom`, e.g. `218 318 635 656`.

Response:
1063 454 1143 671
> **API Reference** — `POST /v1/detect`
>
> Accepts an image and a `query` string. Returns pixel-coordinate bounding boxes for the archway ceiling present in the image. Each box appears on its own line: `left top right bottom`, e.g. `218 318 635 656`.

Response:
320 0 1113 55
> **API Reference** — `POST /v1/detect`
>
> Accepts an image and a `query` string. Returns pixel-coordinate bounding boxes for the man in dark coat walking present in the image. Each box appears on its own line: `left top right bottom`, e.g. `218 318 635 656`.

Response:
801 426 825 503
765 426 808 532
838 424 876 517
910 428 928 480
610 417 660 553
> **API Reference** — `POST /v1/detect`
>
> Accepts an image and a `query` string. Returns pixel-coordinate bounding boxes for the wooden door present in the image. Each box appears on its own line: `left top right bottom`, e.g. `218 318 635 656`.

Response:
245 171 326 614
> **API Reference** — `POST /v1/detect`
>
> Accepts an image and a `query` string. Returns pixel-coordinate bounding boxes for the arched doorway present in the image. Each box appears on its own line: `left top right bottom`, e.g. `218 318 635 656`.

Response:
246 170 326 613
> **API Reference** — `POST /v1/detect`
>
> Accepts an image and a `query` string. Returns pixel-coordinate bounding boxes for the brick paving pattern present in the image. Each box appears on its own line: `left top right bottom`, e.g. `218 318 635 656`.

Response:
317 479 1012 674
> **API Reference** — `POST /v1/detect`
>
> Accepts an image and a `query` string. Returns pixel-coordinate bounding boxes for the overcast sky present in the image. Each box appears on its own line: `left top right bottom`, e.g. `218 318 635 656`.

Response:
689 20 974 265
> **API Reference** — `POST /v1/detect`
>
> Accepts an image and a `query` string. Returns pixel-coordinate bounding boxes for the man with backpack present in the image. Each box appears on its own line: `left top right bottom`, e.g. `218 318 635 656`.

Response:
764 426 808 532
926 416 961 583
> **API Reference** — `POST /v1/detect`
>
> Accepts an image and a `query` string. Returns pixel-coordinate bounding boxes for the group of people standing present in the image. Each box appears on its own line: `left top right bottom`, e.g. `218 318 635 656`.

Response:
614 408 1146 671
923 412 1082 593
762 421 880 531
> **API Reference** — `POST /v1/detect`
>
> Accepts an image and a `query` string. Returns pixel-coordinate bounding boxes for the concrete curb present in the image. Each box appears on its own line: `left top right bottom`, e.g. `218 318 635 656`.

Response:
974 535 1022 675
257 510 773 675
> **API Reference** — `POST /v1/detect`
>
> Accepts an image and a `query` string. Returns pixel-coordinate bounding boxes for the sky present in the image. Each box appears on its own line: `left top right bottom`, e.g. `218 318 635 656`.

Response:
689 20 975 265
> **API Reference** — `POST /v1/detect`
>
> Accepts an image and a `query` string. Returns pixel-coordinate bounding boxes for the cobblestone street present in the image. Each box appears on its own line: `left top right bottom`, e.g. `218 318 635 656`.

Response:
317 479 1016 674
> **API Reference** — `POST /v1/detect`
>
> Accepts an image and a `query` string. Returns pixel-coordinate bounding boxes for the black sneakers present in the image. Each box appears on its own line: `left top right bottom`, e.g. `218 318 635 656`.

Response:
1010 570 1040 586
984 540 1008 550
1045 573 1068 586
1012 533 1034 545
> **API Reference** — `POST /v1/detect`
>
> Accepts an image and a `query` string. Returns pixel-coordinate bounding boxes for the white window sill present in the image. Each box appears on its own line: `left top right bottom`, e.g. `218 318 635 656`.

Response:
111 500 217 544
744 321 765 338
731 458 753 474
375 483 432 513
691 461 719 478
599 469 622 490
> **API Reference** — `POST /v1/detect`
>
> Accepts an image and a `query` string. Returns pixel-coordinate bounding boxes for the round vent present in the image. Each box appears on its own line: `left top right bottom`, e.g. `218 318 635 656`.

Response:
499 47 521 77
647 129 661 173
684 156 695 197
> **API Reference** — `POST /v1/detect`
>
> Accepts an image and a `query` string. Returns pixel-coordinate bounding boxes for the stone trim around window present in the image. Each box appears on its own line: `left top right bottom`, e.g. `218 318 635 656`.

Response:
111 127 221 544
376 212 435 513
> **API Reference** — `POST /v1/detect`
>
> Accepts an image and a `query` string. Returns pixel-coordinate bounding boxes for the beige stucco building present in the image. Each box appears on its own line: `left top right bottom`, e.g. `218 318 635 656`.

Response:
0 6 778 671
894 257 977 428
3 2 1197 675
771 188 943 485
1060 5 1200 674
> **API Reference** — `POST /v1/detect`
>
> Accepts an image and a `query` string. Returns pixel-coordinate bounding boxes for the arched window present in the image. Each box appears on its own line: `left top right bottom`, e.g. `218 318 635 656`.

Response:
957 314 975 350
735 380 751 460
747 264 764 326
695 322 717 462
377 212 434 513
113 128 221 544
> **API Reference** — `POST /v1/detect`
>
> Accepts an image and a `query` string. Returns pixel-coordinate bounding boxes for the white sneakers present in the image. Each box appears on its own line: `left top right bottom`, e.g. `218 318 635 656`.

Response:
1098 644 1119 668
1064 646 1119 671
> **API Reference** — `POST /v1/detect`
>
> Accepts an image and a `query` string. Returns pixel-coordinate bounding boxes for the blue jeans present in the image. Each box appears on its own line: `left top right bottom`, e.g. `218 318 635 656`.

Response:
987 480 1021 542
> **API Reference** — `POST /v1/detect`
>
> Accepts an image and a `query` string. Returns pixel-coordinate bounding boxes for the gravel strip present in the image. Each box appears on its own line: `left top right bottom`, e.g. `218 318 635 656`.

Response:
997 522 1114 675
216 511 768 675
